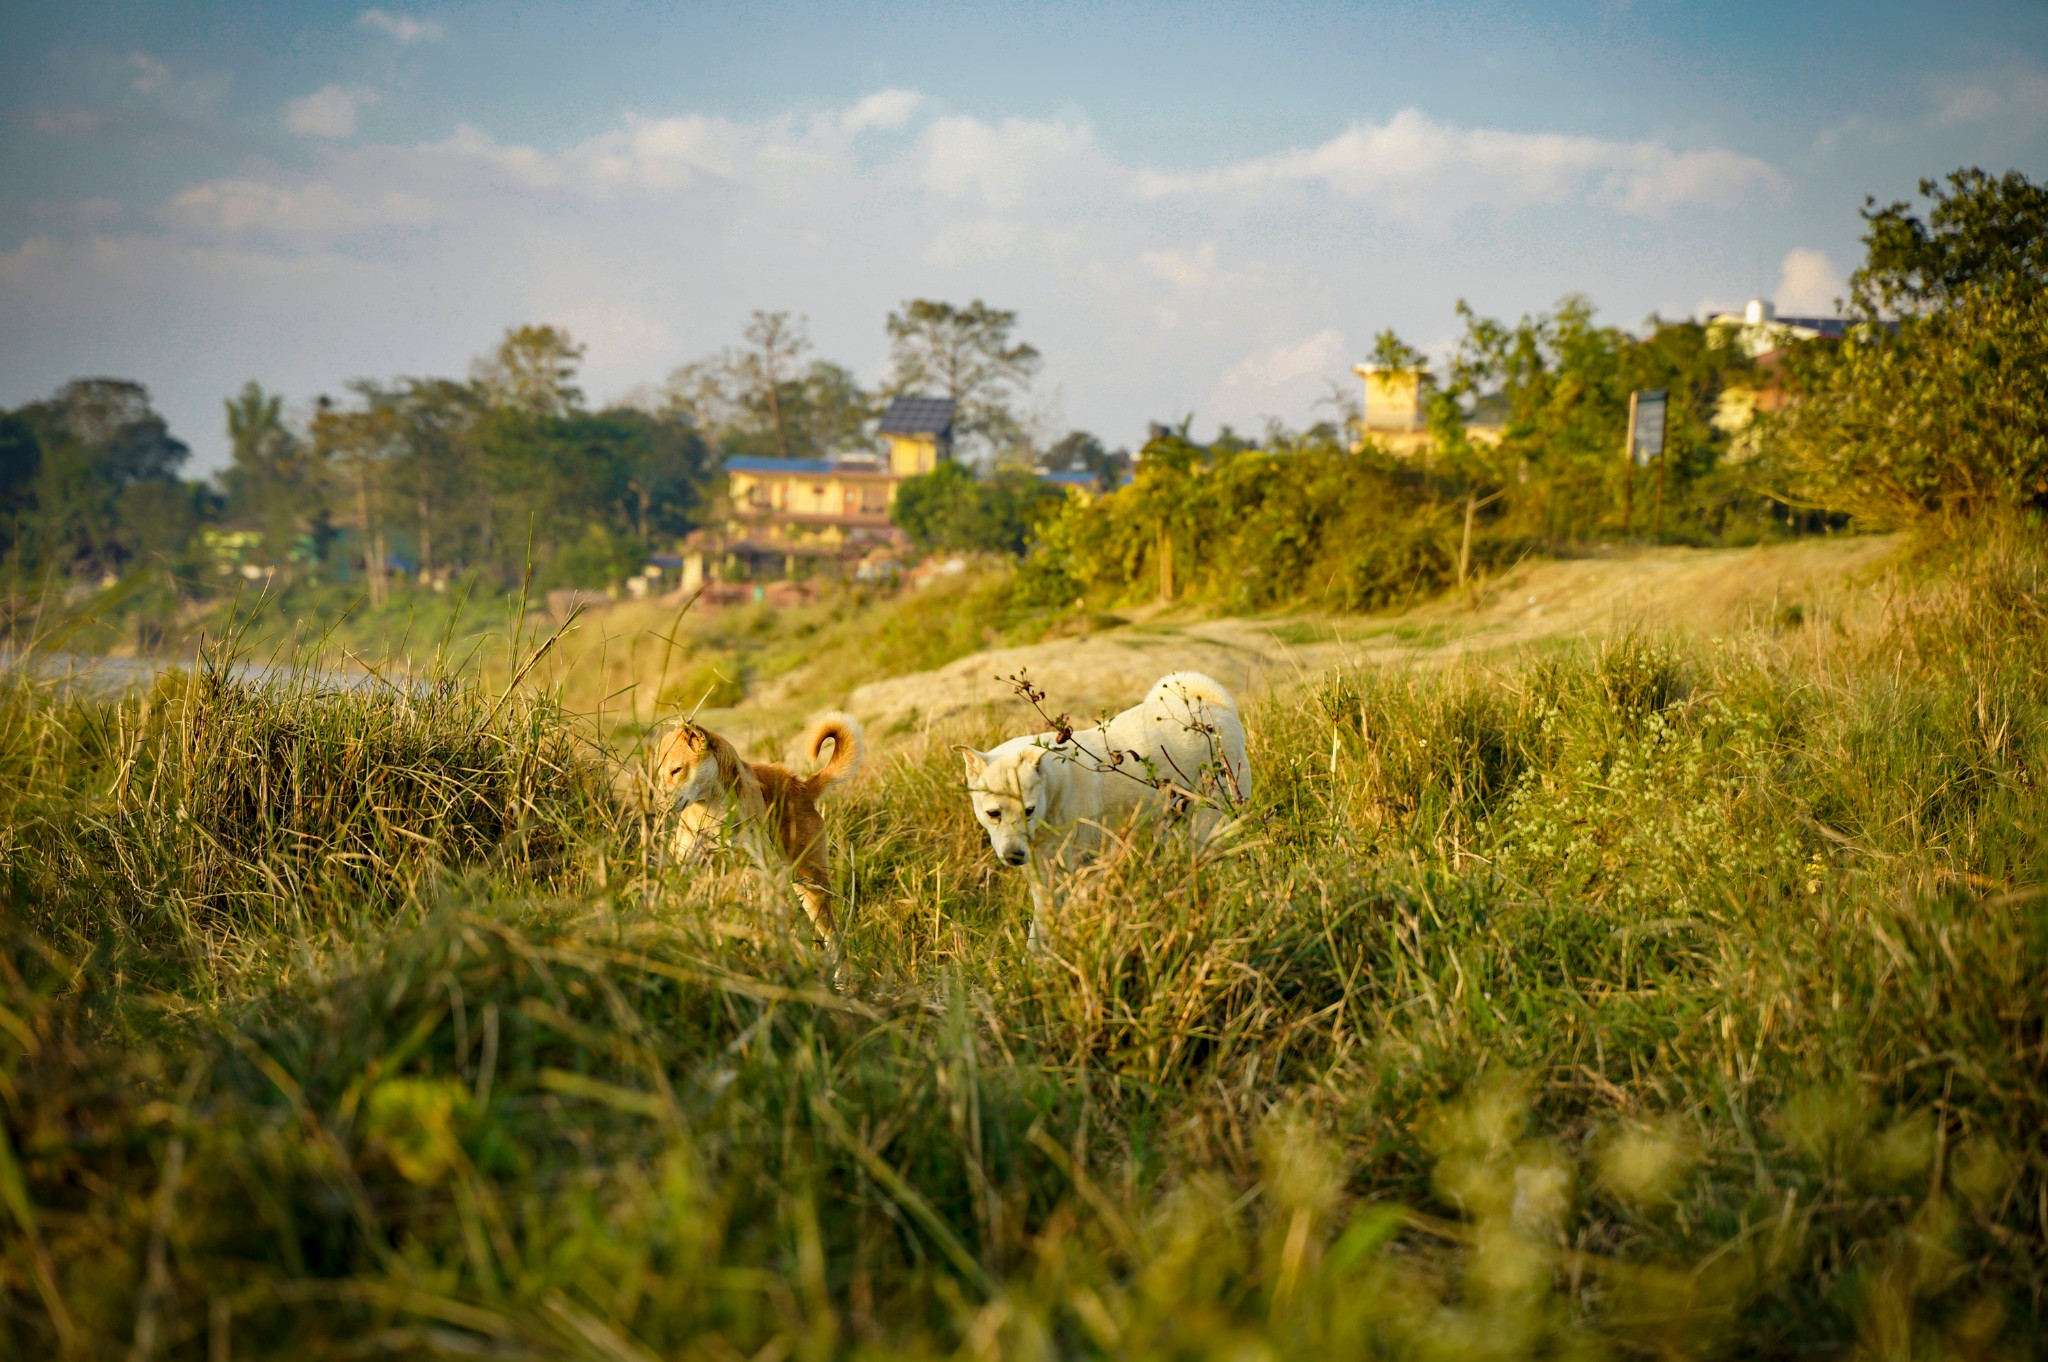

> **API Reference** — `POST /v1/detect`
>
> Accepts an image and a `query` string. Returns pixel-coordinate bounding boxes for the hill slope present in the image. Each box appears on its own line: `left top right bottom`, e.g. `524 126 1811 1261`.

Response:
714 534 1895 751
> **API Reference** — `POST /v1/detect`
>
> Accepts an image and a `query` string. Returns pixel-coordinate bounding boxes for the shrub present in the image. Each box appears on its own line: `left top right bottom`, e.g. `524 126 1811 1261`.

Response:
891 461 1064 555
1766 283 2048 530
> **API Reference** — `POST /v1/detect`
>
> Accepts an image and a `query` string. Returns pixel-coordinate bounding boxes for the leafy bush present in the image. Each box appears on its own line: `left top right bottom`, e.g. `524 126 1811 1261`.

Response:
1765 282 2048 530
891 460 1064 555
1024 431 1503 612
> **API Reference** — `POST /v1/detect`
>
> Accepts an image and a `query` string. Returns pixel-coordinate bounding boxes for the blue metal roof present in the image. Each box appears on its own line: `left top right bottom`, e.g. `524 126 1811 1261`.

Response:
725 456 835 474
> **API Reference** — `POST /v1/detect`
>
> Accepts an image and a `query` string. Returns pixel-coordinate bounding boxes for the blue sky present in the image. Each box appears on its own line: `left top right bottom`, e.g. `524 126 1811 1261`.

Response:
4 0 2044 470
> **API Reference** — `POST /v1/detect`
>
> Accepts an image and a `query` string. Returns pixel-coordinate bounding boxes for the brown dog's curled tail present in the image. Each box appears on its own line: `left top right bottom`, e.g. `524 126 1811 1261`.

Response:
801 712 863 794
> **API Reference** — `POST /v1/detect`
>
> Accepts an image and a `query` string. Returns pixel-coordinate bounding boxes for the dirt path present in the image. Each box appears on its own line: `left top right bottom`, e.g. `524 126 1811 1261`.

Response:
801 535 1895 745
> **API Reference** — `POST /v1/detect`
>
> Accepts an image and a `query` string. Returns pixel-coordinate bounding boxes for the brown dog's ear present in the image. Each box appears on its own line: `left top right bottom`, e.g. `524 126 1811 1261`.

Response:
950 744 986 780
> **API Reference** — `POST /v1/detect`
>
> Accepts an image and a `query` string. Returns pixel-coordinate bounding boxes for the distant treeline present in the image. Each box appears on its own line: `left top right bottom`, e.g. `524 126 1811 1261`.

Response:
985 166 2046 612
0 298 1117 598
0 326 711 598
4 168 2040 614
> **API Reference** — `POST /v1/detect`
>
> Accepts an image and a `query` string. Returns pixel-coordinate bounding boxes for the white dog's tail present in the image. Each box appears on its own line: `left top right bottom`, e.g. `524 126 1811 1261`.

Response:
1146 671 1239 716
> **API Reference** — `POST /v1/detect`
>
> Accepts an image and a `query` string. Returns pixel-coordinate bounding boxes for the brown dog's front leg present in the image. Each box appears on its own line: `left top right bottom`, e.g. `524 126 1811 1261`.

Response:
797 882 838 940
798 882 850 990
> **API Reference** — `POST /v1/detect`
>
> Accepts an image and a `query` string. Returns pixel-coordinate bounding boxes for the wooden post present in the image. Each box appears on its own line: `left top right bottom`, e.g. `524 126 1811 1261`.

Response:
1458 488 1505 595
1655 444 1667 540
1458 494 1476 589
1158 524 1174 602
1621 389 1639 535
355 453 384 607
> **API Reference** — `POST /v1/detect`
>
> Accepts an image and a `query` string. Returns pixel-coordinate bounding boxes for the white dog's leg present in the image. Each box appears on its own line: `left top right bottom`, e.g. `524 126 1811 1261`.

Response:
1025 853 1052 954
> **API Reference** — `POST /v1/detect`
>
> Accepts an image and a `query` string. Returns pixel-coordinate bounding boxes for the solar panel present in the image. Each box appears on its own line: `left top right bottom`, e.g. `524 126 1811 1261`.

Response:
877 395 957 434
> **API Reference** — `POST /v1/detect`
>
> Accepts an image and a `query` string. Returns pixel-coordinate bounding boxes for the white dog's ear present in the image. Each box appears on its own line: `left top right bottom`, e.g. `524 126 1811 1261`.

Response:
950 744 986 778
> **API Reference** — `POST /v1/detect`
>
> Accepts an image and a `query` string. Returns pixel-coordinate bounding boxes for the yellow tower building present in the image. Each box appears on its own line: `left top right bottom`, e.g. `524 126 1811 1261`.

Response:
878 395 957 475
1352 363 1434 433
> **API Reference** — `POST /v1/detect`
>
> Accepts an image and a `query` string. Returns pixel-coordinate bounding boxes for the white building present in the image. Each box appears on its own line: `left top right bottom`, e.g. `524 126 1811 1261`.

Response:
1707 298 1855 359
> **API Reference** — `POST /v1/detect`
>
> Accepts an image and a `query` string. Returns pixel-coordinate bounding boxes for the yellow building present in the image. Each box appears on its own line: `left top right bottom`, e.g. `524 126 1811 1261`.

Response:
878 395 957 475
721 395 958 536
1352 363 1434 433
723 455 900 534
684 395 959 585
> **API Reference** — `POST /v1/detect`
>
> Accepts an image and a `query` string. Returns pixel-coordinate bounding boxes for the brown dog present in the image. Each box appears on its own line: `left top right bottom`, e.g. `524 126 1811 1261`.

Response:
652 711 862 942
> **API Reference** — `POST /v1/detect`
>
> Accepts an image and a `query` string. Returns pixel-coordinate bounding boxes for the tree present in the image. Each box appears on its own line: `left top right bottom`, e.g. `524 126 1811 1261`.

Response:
0 415 41 560
663 321 874 463
473 325 586 418
1368 328 1429 371
312 390 402 604
1767 282 2048 530
1420 296 1751 542
1852 168 2048 316
791 359 877 457
884 299 1041 461
1041 430 1127 487
223 381 331 564
383 378 484 580
3 379 194 576
890 461 1060 555
738 311 806 460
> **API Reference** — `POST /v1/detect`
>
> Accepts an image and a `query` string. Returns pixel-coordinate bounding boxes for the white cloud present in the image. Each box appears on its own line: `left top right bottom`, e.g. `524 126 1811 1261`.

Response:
128 52 170 95
358 8 444 44
1775 248 1844 315
160 178 432 235
918 114 1116 211
3 89 1794 469
840 89 922 135
1139 107 1781 221
1213 329 1348 410
1140 242 1221 291
579 114 743 190
32 109 102 134
1931 65 2048 127
285 85 375 139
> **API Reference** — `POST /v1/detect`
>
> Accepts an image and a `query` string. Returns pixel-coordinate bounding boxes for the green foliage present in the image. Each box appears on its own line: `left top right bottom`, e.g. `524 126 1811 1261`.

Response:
1023 430 1487 611
891 460 1063 555
472 323 586 417
223 381 328 565
0 379 199 576
550 523 640 589
657 652 747 711
1 536 2045 1356
1765 282 2048 529
1040 429 1127 486
1368 327 1429 371
1431 296 1760 541
306 346 714 591
1852 167 2048 315
1026 290 1770 620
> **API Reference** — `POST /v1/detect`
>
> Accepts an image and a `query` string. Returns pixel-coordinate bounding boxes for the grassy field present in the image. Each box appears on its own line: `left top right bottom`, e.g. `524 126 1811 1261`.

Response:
73 564 1070 733
1 527 2043 1358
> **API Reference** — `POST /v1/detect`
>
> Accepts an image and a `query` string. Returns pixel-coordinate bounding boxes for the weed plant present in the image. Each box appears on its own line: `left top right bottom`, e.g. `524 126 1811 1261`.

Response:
0 526 2043 1358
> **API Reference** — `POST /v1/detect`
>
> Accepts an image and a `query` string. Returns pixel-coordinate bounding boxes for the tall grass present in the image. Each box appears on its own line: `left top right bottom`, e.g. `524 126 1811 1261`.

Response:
1 527 2042 1358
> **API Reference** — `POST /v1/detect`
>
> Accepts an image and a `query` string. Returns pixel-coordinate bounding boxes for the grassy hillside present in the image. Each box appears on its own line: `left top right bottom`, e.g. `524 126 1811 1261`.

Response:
1 528 2043 1358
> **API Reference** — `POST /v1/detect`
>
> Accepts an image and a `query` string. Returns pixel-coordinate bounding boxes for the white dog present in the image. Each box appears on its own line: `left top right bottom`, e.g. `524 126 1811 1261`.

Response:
957 672 1251 932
